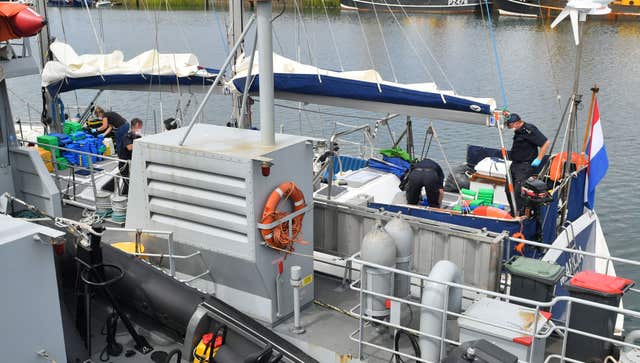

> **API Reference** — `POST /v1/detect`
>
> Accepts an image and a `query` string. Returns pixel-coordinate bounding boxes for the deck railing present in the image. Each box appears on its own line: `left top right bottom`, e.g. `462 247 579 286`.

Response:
18 138 131 214
347 244 640 363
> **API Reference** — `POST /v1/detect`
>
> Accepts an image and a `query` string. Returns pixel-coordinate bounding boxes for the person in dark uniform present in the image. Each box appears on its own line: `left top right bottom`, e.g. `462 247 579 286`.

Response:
504 113 550 214
403 158 445 208
93 106 129 153
117 118 143 195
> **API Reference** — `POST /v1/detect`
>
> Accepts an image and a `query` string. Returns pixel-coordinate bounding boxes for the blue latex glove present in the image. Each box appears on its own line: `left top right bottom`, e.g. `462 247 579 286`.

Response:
531 158 541 167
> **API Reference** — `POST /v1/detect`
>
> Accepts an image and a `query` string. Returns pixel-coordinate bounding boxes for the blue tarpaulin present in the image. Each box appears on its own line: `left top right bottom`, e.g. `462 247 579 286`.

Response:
367 158 409 178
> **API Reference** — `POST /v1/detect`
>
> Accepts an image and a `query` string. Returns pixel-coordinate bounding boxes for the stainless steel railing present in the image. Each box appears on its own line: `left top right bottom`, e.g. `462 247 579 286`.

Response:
18 139 131 212
347 250 640 363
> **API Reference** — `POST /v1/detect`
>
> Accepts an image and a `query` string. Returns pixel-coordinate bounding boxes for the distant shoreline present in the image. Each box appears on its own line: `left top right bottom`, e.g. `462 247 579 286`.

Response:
115 0 341 10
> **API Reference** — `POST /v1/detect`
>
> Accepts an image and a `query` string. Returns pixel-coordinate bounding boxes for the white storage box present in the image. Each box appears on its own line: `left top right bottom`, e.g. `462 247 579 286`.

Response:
475 157 510 178
458 297 552 363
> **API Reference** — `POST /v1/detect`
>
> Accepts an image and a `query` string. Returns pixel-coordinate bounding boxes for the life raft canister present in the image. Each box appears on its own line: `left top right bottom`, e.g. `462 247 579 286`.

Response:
548 152 587 182
0 3 46 42
260 181 306 252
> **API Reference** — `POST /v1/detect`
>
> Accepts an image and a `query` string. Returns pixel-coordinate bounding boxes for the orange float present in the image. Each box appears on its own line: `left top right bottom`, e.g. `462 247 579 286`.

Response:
471 205 513 219
260 182 306 252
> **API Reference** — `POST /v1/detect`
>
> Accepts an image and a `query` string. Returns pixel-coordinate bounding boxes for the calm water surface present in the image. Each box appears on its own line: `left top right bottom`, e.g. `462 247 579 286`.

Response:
7 7 640 314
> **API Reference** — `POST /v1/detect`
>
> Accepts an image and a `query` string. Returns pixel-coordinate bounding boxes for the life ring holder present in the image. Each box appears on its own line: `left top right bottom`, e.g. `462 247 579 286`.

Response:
257 182 312 254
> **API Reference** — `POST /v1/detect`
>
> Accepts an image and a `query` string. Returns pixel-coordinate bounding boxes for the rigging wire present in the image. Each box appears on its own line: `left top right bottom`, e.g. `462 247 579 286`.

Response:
319 0 344 71
351 0 382 92
209 0 229 53
371 1 398 82
292 0 323 82
430 122 464 197
81 0 105 54
391 0 456 92
56 7 81 113
262 100 383 121
536 0 563 115
482 0 508 109
380 0 435 83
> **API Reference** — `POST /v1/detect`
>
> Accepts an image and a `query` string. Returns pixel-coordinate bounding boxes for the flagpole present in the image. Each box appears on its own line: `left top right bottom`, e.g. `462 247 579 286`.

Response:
582 85 599 154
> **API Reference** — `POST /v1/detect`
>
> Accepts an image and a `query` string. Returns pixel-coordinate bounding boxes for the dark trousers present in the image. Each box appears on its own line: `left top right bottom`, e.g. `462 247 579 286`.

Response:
119 162 130 195
505 161 533 214
405 169 441 207
114 123 130 156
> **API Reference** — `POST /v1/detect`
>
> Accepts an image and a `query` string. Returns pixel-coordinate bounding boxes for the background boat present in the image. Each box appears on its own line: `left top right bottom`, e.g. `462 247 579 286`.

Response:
340 0 488 13
495 0 640 17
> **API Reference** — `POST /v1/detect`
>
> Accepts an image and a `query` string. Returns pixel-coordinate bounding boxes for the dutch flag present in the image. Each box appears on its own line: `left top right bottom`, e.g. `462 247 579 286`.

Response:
585 96 609 210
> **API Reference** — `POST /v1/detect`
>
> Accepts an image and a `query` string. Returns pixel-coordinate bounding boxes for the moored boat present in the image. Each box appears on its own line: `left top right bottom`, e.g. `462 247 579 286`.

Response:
340 0 488 13
495 0 640 17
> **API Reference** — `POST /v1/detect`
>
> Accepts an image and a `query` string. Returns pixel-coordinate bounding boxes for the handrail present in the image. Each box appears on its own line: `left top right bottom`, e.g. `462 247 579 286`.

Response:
18 138 130 164
347 253 640 363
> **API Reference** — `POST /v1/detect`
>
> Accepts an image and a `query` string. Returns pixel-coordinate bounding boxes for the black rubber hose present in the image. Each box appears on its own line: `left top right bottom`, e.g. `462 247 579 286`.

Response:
393 330 421 363
164 349 182 363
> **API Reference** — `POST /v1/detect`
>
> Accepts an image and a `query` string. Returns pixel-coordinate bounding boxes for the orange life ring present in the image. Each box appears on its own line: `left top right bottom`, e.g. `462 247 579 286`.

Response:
260 182 306 252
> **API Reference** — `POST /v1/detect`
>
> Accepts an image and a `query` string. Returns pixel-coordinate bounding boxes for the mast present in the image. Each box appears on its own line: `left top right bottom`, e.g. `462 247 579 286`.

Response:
558 17 586 227
256 0 275 146
229 0 245 128
34 0 60 132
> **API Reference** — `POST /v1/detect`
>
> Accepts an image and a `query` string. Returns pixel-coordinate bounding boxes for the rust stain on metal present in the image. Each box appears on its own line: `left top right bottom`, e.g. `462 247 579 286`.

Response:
339 353 353 363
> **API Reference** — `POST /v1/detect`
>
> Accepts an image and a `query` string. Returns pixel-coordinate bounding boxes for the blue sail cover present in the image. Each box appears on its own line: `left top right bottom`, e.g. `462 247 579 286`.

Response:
46 70 219 98
229 54 496 125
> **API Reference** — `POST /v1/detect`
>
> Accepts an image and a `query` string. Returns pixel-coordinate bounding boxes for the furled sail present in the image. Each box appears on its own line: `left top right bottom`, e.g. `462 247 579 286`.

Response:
41 42 219 97
228 53 496 125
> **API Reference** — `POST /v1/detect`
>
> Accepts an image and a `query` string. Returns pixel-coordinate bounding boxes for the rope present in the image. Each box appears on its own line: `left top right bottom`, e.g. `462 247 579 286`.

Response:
483 0 508 109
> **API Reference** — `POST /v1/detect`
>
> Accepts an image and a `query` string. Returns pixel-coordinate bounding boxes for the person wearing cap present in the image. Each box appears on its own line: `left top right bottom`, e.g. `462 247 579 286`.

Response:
402 158 445 208
504 113 550 214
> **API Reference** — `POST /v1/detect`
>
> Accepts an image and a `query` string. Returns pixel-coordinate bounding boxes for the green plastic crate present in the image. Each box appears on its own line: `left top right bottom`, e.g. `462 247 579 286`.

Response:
37 135 60 157
55 156 69 170
63 121 83 135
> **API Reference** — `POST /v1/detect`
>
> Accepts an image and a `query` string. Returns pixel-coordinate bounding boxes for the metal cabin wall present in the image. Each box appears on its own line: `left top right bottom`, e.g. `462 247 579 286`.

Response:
10 148 62 217
314 200 504 291
125 126 314 324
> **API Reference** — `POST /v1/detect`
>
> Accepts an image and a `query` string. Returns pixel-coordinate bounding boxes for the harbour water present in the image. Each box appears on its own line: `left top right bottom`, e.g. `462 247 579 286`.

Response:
7 7 640 314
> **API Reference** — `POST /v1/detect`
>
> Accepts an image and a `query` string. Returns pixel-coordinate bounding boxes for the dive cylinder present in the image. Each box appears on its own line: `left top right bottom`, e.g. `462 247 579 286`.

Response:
360 222 397 318
384 215 414 298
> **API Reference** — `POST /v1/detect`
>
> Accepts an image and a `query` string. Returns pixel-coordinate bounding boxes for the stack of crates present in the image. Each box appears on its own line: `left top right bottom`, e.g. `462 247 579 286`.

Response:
36 135 60 158
63 121 83 135
477 188 494 205
36 147 54 172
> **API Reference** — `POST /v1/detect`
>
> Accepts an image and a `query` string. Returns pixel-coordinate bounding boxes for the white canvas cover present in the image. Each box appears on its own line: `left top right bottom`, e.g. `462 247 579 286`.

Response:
41 41 212 86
